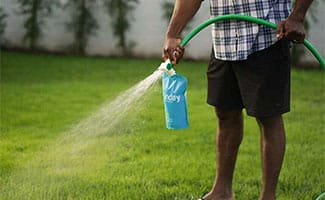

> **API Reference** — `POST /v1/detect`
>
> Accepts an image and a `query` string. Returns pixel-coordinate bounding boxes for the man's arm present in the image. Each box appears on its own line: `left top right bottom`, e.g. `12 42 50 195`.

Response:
276 0 314 43
163 0 202 64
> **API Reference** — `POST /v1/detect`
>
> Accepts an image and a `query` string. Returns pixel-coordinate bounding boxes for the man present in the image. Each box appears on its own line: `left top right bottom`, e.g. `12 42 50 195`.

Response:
162 0 313 199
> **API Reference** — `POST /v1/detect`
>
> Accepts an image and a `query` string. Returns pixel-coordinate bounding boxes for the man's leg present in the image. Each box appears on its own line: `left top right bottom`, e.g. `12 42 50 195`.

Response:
256 115 286 200
203 108 243 200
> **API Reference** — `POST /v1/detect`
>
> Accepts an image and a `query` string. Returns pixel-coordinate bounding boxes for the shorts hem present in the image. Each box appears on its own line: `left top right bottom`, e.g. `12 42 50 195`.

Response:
207 100 244 111
246 107 290 118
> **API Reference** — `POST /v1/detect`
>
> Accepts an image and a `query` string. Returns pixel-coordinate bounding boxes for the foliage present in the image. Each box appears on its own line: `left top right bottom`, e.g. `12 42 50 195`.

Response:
105 0 139 55
16 0 53 50
161 1 174 27
0 7 7 39
64 0 100 54
161 1 194 34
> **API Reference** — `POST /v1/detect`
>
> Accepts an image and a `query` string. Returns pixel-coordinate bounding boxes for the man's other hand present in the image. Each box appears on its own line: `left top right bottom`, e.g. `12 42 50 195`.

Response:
162 37 185 64
276 16 306 43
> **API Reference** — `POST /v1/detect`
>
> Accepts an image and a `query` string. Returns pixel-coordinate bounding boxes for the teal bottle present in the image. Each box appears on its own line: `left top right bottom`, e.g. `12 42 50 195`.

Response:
162 72 189 130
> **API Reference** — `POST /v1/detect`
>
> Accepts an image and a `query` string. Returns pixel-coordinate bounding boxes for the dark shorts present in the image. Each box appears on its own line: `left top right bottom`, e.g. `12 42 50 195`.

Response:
207 39 291 118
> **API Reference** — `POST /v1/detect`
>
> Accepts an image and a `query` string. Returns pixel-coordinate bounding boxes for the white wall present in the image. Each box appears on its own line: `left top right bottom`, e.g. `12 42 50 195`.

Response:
1 0 324 61
302 1 325 63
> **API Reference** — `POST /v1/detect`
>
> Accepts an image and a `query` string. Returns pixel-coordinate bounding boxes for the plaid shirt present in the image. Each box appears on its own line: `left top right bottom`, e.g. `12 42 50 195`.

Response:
209 0 291 60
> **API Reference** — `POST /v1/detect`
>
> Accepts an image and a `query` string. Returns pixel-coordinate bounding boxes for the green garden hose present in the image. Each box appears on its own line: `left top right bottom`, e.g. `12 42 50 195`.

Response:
175 14 325 69
316 192 325 200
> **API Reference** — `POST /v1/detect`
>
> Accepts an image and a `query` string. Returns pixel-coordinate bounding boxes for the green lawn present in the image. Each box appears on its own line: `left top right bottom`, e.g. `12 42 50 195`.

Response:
0 51 324 200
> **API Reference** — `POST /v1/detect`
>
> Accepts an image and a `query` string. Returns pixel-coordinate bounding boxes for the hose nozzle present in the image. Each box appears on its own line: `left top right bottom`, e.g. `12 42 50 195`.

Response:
158 59 176 76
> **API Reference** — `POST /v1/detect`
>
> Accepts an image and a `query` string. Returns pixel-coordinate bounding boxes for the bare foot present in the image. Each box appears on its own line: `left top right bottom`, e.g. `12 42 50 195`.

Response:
201 191 235 200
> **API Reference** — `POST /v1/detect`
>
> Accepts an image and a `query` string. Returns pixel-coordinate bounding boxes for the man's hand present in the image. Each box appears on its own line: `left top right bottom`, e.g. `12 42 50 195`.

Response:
162 37 185 64
276 16 305 43
276 0 314 43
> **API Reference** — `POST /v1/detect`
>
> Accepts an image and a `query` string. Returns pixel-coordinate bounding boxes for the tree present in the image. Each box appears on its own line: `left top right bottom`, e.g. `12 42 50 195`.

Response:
64 0 99 54
161 1 194 34
161 1 174 27
0 7 7 40
16 0 53 50
105 0 139 55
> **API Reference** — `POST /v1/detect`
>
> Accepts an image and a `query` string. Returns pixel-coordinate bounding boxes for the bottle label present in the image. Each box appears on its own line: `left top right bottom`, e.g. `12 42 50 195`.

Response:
162 73 189 130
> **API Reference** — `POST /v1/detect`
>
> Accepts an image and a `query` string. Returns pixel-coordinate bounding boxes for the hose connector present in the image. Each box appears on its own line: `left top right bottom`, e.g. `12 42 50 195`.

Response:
158 59 176 76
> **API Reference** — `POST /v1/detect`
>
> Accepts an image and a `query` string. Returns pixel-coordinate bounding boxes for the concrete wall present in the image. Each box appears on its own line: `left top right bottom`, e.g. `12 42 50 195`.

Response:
1 0 324 62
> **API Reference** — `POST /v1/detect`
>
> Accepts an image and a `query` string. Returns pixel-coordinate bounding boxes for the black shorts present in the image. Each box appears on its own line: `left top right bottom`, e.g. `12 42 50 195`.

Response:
207 39 291 118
